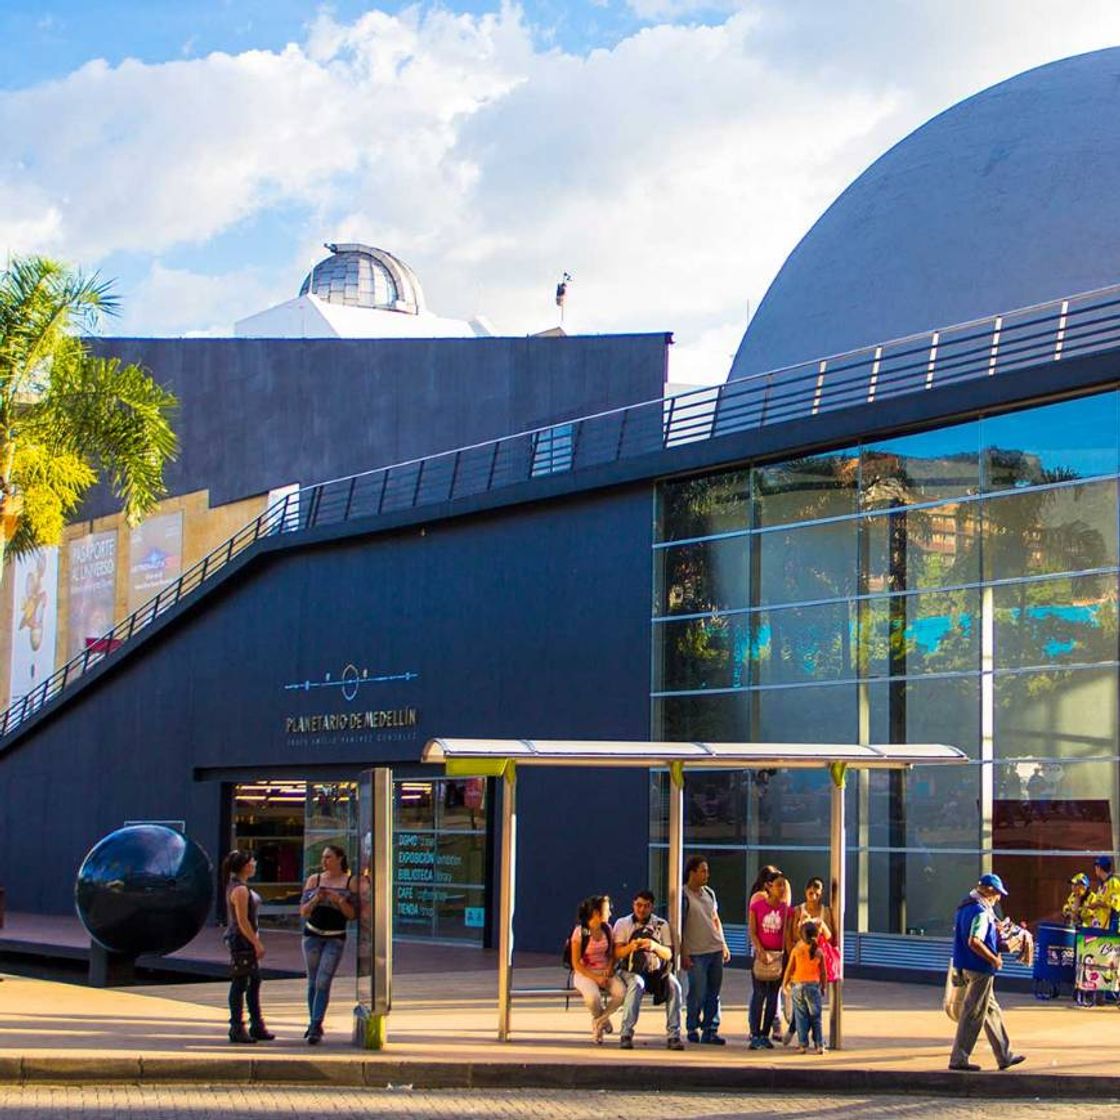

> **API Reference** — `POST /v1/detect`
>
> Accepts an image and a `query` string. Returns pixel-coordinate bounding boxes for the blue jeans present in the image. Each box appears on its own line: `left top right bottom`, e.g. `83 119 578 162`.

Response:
303 934 346 1027
619 970 682 1040
791 981 823 1047
684 951 723 1037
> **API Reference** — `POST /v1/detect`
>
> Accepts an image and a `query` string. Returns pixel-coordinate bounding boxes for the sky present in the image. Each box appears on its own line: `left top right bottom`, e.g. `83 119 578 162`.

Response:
3 1 1120 382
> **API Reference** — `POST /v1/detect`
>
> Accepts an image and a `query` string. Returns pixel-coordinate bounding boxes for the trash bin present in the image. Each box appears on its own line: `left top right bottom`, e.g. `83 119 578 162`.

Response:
1033 922 1075 999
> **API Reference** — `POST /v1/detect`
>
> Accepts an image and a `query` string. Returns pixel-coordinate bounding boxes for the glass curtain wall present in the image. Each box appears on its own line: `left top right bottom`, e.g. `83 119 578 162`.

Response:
652 389 1119 940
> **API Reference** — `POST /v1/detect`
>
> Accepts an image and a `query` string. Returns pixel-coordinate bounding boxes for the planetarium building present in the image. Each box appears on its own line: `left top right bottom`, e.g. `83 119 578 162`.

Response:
0 51 1118 976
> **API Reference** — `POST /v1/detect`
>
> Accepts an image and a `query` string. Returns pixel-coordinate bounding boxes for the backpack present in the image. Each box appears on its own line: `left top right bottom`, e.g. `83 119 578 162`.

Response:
562 922 613 969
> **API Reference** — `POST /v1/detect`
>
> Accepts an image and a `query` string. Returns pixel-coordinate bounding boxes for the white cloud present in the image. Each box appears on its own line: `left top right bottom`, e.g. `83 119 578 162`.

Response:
4 0 1120 362
627 0 746 20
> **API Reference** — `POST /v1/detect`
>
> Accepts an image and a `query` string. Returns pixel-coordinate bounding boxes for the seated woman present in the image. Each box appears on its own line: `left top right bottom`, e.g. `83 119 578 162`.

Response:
569 894 626 1044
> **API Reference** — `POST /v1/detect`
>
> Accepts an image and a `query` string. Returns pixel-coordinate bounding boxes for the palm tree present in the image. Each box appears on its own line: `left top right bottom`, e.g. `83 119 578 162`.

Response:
0 255 177 569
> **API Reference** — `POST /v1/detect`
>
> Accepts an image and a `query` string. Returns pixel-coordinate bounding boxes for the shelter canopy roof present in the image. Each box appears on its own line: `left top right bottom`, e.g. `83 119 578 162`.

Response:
422 738 966 770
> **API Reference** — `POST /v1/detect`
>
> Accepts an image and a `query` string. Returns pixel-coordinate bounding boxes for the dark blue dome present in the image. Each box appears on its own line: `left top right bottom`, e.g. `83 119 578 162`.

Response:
731 47 1120 379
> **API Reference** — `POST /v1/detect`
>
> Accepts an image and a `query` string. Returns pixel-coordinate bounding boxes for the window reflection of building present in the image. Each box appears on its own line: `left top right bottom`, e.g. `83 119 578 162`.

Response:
651 389 1120 942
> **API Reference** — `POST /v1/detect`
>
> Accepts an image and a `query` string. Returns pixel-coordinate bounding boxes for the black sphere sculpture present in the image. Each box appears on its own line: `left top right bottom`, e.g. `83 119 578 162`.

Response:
75 825 213 957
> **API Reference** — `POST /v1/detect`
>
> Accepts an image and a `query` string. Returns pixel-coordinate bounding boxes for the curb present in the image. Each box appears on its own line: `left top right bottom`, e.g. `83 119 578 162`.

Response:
1 1055 1117 1098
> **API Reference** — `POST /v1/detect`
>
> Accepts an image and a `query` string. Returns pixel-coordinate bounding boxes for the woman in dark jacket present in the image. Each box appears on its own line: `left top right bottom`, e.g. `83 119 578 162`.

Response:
222 849 273 1044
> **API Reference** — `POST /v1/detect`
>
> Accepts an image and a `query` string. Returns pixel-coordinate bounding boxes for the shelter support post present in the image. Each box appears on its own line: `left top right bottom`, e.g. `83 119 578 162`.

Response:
828 761 847 1051
497 761 517 1041
355 767 393 1049
667 762 685 955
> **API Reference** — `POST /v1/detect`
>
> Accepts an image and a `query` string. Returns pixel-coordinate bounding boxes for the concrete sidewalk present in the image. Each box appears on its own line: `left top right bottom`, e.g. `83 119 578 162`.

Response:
2 964 1117 1098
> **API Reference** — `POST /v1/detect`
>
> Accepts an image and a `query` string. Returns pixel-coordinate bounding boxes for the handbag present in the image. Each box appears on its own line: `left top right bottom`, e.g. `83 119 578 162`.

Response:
819 937 841 983
230 946 257 978
943 963 965 1021
752 947 784 981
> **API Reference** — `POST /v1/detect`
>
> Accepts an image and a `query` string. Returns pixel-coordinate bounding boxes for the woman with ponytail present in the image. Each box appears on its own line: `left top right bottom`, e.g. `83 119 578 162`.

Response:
569 895 625 1044
298 844 357 1045
221 850 273 1044
781 919 827 1054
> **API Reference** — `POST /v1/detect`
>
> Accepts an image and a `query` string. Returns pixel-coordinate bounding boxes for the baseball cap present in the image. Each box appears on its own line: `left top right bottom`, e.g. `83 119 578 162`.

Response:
1094 855 1114 873
1071 873 1090 888
979 872 1009 896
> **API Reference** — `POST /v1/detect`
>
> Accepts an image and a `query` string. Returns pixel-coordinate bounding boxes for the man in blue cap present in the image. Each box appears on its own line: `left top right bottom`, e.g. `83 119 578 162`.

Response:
948 872 1026 1072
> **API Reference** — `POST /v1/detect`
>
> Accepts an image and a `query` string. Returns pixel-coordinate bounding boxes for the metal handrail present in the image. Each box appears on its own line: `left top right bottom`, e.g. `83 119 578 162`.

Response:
4 280 1120 742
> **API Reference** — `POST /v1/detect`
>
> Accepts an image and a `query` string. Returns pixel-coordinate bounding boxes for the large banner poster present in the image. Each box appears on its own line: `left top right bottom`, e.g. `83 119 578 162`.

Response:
67 531 117 657
9 547 59 701
1076 929 1120 993
128 512 183 611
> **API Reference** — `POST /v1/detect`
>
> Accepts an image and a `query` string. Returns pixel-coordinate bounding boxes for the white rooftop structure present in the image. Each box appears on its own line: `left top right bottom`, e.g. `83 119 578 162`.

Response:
235 242 493 339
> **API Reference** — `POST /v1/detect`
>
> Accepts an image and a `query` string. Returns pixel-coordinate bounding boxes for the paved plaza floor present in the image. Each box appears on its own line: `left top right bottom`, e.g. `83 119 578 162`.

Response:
1 933 1117 1097
0 1086 1110 1120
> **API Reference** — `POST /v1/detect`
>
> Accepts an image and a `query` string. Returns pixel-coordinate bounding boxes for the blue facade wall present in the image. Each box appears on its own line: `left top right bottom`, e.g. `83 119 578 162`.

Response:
0 486 654 952
85 334 668 515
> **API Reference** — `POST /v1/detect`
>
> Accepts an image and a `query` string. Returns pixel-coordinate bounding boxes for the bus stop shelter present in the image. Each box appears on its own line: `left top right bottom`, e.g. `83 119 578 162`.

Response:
421 738 967 1049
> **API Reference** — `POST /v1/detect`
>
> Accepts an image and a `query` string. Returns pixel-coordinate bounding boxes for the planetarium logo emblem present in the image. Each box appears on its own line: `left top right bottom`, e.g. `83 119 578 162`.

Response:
284 663 419 703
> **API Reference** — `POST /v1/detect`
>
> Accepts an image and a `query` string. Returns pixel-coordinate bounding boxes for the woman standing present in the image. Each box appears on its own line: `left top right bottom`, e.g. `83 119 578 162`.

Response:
223 850 273 1044
748 874 789 1049
299 844 357 1045
569 895 626 1043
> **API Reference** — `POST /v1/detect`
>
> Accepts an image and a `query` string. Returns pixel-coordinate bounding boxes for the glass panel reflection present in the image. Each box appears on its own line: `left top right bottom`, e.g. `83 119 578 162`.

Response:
860 421 980 510
655 615 742 692
993 574 1118 669
656 535 749 616
657 470 750 541
864 850 981 937
983 391 1119 489
865 590 980 678
756 601 857 684
655 693 752 742
865 501 981 591
982 479 1118 581
753 451 858 527
757 518 858 604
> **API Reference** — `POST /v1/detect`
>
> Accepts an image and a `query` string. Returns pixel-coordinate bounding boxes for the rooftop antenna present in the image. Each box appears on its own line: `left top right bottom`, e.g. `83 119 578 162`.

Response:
555 271 572 326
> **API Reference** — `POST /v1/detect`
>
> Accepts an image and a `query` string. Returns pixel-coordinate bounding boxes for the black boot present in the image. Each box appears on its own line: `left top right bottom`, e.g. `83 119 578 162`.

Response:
229 1022 257 1044
249 1020 275 1041
307 1022 324 1045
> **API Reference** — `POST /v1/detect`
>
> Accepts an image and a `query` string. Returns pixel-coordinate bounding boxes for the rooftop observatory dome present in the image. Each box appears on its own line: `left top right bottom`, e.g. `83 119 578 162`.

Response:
299 243 427 315
730 47 1120 380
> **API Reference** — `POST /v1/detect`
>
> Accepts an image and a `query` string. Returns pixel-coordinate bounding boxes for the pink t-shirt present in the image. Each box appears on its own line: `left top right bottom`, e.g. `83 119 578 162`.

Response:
750 897 788 951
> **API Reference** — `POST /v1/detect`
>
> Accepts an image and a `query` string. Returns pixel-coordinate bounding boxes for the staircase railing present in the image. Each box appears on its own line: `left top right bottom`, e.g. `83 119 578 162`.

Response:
4 281 1120 740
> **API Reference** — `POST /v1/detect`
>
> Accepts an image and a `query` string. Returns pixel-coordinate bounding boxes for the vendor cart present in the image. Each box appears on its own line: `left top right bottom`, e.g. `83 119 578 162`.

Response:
1033 922 1076 999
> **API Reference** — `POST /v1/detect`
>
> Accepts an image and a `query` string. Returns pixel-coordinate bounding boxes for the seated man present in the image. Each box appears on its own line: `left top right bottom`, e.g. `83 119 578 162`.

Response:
612 889 684 1050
